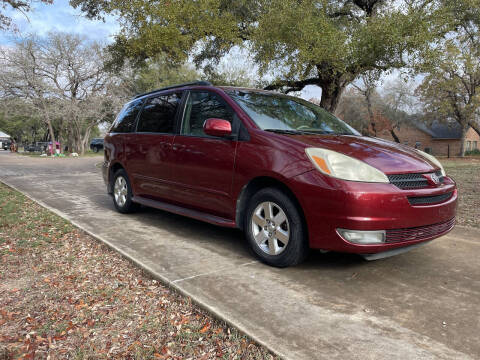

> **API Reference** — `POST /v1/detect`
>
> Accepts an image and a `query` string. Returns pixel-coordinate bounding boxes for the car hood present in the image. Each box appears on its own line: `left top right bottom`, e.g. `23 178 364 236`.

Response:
284 134 437 174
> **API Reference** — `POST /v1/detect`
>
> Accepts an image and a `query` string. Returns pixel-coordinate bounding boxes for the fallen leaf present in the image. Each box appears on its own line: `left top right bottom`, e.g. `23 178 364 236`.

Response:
199 322 211 333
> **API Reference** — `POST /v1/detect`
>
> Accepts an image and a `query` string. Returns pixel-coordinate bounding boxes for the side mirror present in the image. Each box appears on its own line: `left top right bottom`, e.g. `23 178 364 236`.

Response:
203 118 232 137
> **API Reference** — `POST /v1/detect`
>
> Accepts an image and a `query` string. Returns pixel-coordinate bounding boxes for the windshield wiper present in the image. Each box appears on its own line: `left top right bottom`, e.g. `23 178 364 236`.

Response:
264 128 352 136
264 129 303 135
324 132 354 136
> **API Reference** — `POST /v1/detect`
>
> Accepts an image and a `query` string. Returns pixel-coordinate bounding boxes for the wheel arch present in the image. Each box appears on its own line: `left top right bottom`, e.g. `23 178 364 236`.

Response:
235 176 307 233
108 161 127 194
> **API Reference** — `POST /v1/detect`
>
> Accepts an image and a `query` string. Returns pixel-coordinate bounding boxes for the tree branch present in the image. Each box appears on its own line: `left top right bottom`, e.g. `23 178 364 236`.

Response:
264 78 320 93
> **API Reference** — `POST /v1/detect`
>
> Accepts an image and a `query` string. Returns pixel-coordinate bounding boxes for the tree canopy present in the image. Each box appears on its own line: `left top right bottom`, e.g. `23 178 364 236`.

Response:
416 0 480 155
0 33 125 154
70 0 447 112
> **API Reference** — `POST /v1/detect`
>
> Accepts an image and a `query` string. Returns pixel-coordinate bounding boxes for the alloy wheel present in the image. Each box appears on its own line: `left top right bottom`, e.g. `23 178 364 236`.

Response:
114 176 128 207
251 201 290 255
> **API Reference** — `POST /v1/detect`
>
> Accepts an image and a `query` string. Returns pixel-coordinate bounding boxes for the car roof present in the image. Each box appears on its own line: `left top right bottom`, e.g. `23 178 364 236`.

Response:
218 86 271 94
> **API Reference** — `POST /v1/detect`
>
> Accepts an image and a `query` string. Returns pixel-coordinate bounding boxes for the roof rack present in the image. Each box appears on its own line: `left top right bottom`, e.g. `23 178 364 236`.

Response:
133 81 212 99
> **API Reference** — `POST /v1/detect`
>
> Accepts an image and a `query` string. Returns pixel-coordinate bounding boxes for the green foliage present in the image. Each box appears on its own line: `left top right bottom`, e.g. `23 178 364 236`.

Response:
127 56 202 95
465 149 480 156
118 53 256 96
0 101 47 143
71 0 446 111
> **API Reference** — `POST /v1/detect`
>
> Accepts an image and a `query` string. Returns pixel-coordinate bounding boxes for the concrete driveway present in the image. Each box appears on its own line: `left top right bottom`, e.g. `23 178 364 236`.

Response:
1 150 479 360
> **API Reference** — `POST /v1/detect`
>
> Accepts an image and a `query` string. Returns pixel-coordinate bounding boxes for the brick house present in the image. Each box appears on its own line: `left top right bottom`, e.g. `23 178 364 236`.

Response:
377 121 480 156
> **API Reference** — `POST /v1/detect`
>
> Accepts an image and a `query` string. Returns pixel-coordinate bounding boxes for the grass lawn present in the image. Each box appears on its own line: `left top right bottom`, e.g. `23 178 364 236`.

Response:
441 157 480 228
0 183 277 360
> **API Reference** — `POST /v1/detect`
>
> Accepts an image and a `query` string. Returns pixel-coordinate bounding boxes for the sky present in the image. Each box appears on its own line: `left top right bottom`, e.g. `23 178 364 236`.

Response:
0 0 119 45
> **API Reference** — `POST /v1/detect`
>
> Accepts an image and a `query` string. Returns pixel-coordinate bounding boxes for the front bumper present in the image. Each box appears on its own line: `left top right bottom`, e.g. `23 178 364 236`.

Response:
361 241 432 260
289 170 457 254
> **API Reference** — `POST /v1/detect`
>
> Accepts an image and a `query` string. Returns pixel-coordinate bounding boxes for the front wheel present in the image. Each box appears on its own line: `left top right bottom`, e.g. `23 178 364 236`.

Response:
245 188 309 267
112 169 139 213
93 146 99 153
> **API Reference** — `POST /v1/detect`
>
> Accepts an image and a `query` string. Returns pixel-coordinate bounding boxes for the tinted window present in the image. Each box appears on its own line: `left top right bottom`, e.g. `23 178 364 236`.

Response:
182 91 234 136
227 91 360 136
111 99 143 133
137 93 182 133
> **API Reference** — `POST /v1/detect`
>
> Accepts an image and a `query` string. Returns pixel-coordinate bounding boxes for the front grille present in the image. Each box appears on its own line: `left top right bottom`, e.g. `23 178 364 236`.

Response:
387 170 444 189
408 192 453 206
385 218 455 243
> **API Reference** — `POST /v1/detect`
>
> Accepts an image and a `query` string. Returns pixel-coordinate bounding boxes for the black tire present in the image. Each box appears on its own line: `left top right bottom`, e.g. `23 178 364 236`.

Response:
112 169 139 213
93 146 99 153
245 187 309 267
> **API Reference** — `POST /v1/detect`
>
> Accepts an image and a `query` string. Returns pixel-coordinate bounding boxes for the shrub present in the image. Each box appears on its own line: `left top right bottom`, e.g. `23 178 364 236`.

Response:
465 149 480 156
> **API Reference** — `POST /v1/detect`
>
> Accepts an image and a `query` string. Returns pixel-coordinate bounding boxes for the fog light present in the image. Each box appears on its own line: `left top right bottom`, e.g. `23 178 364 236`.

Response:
337 229 386 244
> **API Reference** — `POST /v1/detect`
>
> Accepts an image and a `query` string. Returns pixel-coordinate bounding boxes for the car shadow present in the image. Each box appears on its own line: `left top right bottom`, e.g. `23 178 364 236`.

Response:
108 201 367 269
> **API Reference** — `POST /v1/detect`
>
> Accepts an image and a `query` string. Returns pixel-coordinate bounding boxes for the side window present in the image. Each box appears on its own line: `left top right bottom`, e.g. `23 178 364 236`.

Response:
137 93 182 133
110 99 143 133
181 91 235 136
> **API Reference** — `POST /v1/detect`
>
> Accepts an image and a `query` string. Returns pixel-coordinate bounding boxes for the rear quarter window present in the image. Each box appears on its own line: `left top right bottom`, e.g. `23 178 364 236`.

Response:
137 93 182 133
110 99 144 133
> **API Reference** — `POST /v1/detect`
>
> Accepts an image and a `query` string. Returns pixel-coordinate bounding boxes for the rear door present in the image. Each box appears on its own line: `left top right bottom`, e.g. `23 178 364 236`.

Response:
126 92 183 200
168 90 239 218
106 98 144 176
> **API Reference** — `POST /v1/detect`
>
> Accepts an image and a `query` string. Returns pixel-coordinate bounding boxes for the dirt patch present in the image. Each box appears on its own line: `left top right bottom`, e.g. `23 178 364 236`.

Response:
442 158 480 228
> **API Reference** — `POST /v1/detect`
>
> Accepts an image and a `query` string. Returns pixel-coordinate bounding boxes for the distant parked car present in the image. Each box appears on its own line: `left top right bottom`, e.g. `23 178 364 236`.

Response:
24 142 48 153
90 138 104 152
102 81 457 267
2 140 11 150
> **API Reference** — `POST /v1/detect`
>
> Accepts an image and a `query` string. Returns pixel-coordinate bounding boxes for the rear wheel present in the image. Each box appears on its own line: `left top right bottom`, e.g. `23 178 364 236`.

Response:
112 169 139 213
93 146 99 153
245 188 308 267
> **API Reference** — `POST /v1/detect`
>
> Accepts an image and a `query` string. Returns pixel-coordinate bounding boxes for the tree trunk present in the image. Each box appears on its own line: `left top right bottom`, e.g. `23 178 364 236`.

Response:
468 120 480 137
66 126 73 154
78 141 85 155
73 135 82 154
459 125 468 157
71 121 82 154
80 126 94 155
365 89 376 136
390 128 400 143
319 79 347 113
45 116 56 156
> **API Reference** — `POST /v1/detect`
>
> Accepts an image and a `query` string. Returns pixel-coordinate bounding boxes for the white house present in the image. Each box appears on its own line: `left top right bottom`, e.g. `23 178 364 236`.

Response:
0 130 11 149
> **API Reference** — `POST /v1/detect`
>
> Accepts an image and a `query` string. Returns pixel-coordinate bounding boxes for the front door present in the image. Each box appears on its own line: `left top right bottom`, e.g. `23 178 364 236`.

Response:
169 90 239 218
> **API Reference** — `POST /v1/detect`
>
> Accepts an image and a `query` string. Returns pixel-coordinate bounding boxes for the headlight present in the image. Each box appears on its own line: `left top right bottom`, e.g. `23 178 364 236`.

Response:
415 150 446 176
305 148 389 183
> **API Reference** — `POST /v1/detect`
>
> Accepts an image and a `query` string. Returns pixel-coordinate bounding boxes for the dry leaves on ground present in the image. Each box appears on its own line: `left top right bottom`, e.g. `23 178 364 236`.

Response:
0 183 278 360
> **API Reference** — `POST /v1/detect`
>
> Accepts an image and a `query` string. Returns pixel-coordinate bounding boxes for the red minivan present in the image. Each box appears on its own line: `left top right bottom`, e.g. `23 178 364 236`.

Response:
102 81 457 267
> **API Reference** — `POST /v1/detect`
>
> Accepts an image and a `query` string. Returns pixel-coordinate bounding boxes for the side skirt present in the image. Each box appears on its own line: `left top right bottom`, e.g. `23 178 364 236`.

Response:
132 196 237 228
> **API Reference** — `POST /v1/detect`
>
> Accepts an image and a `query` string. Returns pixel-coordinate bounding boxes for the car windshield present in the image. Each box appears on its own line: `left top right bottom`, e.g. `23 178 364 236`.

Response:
227 90 360 135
